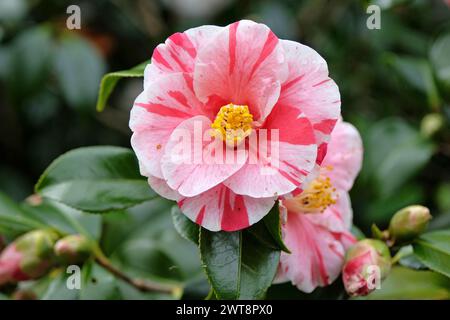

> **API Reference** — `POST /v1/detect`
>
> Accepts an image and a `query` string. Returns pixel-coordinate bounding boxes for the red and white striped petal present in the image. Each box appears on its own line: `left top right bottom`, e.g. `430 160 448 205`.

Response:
178 184 276 231
321 121 363 192
130 73 203 178
193 20 288 123
223 106 317 198
161 115 247 197
277 40 341 155
149 25 221 76
278 211 349 293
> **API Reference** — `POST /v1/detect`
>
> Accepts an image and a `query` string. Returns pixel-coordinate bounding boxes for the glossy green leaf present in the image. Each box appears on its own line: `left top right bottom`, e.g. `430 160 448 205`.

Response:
386 54 440 109
35 146 156 212
200 229 280 300
54 35 106 111
430 33 450 87
22 199 102 240
96 61 148 112
171 205 199 244
365 118 434 197
247 202 290 253
103 200 202 284
0 191 46 237
361 267 450 300
413 230 450 278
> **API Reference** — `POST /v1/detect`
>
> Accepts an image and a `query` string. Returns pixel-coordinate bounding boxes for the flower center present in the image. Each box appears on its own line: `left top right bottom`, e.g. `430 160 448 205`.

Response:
285 176 337 214
211 103 253 147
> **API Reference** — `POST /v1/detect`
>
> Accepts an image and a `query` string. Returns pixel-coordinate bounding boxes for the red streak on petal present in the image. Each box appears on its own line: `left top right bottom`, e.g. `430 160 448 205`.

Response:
313 78 331 87
228 22 239 75
136 102 191 118
221 188 249 231
281 74 304 92
169 50 190 72
316 143 328 165
313 119 337 135
152 48 172 70
169 33 196 58
249 30 278 78
312 241 329 286
196 206 206 225
168 90 191 109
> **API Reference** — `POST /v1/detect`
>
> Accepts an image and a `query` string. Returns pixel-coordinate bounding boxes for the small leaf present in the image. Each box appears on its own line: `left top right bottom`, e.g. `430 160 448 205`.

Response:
96 61 148 112
171 205 199 244
247 202 290 253
262 202 290 253
35 146 156 212
413 229 450 278
200 229 280 300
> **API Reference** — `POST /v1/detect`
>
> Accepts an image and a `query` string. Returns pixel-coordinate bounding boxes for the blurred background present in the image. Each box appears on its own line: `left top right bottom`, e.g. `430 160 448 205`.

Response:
0 0 449 240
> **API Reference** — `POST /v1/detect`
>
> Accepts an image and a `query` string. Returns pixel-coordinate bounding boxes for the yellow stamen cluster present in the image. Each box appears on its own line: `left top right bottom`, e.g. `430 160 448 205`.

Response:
286 176 337 214
211 103 253 146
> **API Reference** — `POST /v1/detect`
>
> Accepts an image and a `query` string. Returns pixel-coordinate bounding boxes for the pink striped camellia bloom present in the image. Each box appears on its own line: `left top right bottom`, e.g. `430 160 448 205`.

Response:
275 120 363 292
130 20 340 231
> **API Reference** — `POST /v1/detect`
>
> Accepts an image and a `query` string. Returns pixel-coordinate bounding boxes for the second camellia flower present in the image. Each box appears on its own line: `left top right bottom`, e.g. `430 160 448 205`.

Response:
130 20 341 231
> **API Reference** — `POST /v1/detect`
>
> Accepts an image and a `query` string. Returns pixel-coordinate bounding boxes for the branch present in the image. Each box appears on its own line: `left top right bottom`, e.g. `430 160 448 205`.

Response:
94 254 180 295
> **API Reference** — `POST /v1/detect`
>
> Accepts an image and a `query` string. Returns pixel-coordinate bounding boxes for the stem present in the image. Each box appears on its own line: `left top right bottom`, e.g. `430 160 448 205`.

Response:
391 245 413 265
93 248 180 295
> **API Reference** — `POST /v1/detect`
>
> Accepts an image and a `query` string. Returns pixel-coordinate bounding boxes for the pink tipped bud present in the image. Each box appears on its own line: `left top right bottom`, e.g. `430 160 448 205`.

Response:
54 234 92 265
342 239 391 297
0 230 58 286
389 205 431 244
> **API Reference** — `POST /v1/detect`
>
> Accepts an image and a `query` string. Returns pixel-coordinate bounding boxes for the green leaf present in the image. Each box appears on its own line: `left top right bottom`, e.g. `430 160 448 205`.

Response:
42 270 79 300
365 118 434 198
361 267 450 300
262 202 290 253
413 230 450 278
35 146 156 212
247 202 290 253
386 54 440 109
102 200 203 284
96 61 148 112
200 229 280 300
171 205 199 244
22 199 102 240
5 26 53 100
351 225 366 240
430 33 450 88
53 35 106 111
0 191 46 237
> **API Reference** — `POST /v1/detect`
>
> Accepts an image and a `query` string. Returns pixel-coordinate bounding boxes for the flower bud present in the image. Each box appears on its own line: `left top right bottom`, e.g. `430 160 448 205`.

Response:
389 205 431 244
0 230 58 286
342 239 391 297
54 234 92 265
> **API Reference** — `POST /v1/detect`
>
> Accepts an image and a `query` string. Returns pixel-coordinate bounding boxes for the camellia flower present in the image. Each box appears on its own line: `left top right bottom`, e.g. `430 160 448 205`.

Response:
275 120 363 292
130 20 340 231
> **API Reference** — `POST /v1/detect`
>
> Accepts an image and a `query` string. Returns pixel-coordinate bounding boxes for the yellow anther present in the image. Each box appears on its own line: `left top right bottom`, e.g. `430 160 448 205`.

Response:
285 175 337 214
211 103 253 147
